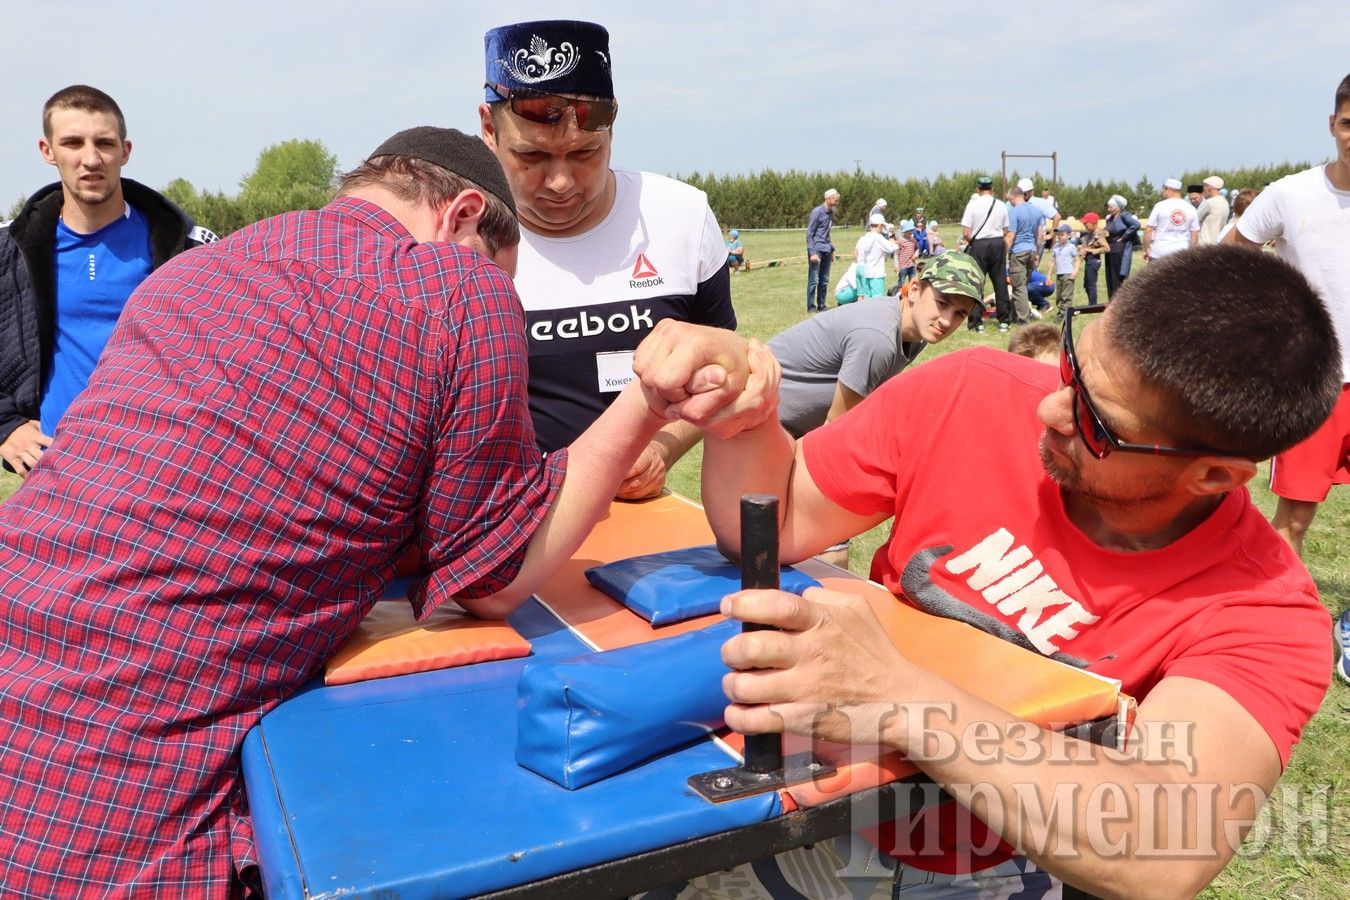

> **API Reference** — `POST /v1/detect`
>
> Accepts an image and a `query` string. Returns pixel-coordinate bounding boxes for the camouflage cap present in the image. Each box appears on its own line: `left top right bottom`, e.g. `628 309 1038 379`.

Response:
918 251 985 307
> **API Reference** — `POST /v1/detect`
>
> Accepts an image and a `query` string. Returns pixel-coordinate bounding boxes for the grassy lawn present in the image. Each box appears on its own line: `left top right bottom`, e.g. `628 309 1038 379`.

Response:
0 224 1343 896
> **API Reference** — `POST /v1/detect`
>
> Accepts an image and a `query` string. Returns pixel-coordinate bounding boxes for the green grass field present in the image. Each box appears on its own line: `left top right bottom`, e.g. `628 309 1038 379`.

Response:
0 224 1344 896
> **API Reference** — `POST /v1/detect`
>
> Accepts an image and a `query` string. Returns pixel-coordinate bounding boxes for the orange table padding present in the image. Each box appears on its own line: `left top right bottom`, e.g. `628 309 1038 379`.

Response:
530 493 1127 809
324 600 531 685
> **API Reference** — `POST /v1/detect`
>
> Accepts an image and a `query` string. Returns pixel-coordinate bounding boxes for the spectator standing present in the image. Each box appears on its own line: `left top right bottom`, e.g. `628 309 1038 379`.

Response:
1144 178 1200 262
1226 74 1350 595
1007 182 1048 329
960 175 1013 332
1196 176 1230 245
726 228 745 271
868 197 888 225
0 85 215 476
1187 184 1204 207
854 213 897 299
892 218 919 290
807 188 840 312
1103 194 1141 297
1078 211 1110 303
1027 180 1061 262
479 20 737 500
1049 223 1079 319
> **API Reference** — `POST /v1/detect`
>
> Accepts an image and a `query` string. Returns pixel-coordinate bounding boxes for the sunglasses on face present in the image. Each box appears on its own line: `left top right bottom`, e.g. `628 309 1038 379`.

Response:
1059 305 1227 460
486 83 617 132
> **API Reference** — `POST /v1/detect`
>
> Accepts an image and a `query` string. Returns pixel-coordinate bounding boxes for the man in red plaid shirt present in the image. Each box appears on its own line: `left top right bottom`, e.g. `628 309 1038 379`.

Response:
0 126 776 898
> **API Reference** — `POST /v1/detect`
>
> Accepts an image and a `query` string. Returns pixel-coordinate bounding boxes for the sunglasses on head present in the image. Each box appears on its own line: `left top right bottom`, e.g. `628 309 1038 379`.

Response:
486 83 617 132
1059 305 1230 460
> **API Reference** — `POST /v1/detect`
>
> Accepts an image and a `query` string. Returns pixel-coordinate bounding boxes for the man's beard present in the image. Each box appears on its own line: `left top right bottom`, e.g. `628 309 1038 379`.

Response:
1038 433 1174 506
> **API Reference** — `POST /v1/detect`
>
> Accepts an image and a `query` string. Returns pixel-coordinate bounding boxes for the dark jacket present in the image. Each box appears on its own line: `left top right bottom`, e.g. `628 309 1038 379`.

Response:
0 178 214 450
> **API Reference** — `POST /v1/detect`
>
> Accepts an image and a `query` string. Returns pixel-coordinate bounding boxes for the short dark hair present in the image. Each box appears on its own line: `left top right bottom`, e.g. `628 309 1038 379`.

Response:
1105 246 1341 460
1336 73 1350 112
43 85 126 140
337 155 519 255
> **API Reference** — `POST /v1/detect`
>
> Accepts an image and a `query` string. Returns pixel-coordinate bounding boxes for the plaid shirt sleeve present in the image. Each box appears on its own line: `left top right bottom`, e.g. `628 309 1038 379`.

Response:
409 257 566 615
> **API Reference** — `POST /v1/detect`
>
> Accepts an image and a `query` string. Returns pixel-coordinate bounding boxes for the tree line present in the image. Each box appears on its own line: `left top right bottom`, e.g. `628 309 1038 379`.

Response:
680 162 1320 230
5 138 1320 237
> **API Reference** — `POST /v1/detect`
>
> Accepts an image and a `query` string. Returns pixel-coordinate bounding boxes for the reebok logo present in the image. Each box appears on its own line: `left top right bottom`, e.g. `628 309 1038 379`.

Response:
630 253 664 288
632 254 658 278
530 304 655 342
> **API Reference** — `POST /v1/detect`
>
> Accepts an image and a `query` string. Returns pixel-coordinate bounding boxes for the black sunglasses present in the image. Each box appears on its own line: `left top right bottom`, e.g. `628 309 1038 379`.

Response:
486 83 617 132
1059 305 1230 459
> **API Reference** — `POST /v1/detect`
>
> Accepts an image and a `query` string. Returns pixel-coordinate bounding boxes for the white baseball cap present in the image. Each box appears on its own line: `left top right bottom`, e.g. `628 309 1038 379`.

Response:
1016 177 1034 192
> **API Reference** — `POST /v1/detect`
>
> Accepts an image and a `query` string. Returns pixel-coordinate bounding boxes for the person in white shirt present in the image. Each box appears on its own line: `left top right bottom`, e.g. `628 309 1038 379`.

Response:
1143 178 1199 261
1196 175 1230 245
853 213 898 299
960 175 1013 331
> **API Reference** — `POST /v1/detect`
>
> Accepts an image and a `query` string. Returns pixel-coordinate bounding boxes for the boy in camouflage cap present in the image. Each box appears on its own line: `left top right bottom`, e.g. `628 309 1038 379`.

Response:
768 250 984 438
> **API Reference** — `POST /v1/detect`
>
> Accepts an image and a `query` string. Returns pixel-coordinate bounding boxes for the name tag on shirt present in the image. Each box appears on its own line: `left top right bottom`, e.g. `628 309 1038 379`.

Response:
596 351 636 393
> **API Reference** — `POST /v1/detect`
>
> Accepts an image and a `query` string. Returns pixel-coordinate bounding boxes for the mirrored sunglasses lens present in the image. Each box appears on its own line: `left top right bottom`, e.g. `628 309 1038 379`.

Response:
1076 392 1110 458
512 95 567 124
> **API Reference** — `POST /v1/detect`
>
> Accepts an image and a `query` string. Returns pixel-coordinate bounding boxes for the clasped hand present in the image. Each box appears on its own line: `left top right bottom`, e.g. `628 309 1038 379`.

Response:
632 321 779 440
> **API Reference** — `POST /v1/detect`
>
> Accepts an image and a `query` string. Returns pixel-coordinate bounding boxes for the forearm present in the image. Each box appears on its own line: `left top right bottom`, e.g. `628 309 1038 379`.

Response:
465 384 665 615
886 669 1254 897
651 418 702 468
701 416 796 559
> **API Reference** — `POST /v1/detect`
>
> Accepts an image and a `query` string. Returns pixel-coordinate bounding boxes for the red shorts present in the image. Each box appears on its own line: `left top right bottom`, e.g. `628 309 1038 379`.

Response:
1269 384 1350 502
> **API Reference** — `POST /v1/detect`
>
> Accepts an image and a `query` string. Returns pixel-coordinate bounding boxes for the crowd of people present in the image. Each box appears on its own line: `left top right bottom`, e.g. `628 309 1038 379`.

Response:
0 17 1346 898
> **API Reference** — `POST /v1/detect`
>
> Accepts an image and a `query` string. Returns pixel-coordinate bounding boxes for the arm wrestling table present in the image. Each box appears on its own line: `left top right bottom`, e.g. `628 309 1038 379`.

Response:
243 494 1127 899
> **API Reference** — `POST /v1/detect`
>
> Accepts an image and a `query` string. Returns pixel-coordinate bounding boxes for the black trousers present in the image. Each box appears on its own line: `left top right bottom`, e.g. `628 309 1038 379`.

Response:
1105 249 1128 298
1083 256 1101 304
967 237 1010 325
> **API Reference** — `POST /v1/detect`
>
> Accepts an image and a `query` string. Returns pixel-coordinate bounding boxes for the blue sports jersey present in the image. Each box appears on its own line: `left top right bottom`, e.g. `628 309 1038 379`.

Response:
40 204 152 433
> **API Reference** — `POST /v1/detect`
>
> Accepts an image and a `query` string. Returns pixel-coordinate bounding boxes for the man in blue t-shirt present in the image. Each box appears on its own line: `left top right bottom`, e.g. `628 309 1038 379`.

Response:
0 85 213 476
1006 179 1047 328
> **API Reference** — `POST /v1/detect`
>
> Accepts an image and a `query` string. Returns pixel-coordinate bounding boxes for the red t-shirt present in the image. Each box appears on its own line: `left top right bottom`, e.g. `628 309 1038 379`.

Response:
802 347 1331 873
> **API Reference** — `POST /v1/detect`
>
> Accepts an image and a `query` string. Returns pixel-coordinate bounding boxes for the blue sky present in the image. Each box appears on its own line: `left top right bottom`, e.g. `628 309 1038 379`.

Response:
2 0 1343 209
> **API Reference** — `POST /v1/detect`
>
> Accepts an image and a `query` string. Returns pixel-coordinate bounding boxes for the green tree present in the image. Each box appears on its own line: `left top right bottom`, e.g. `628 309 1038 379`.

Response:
238 139 338 220
161 178 197 209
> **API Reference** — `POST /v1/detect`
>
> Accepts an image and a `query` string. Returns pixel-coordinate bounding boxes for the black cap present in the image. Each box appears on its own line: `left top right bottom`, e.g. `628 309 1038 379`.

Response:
368 126 517 218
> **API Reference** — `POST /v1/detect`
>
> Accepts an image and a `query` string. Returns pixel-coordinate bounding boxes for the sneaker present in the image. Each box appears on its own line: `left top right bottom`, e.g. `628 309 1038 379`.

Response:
1029 308 1043 320
1336 610 1350 686
998 323 1010 333
975 324 985 333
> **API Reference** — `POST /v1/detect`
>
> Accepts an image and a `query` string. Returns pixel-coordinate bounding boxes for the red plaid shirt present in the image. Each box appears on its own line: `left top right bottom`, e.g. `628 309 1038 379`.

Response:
0 198 565 897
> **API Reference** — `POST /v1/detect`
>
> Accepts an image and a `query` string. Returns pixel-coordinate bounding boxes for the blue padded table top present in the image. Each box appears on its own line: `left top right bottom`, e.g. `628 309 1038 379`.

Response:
243 596 780 900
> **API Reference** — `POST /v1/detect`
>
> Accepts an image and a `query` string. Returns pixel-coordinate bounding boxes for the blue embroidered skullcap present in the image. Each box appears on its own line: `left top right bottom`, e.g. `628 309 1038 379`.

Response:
484 20 614 102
